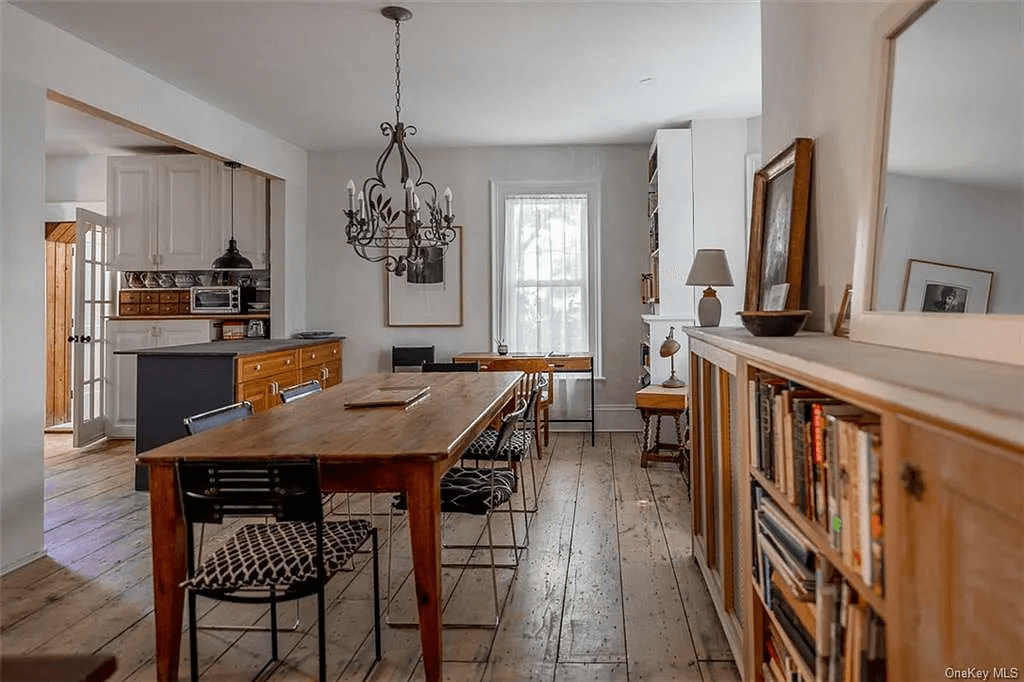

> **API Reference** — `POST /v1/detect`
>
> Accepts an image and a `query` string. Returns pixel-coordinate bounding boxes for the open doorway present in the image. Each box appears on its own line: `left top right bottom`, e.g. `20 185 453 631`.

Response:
44 221 75 431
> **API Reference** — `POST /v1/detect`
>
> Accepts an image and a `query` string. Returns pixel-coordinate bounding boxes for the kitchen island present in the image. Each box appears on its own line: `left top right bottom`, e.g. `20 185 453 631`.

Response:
121 337 344 489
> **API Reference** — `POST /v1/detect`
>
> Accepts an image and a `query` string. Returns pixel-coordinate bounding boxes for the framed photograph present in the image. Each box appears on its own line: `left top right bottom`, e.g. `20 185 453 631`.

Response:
765 283 790 312
900 258 992 314
833 284 853 337
744 138 814 312
386 226 463 326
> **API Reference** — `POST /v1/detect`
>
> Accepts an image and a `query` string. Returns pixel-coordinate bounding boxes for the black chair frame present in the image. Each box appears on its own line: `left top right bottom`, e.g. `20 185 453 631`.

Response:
177 458 381 682
421 361 480 372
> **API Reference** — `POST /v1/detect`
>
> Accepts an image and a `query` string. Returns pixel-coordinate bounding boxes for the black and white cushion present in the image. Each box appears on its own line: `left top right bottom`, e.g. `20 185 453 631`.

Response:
188 519 372 591
463 428 533 462
392 467 516 516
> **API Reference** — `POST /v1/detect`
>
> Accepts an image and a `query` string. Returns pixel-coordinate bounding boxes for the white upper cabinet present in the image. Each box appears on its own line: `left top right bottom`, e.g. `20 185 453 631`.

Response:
215 164 268 269
107 155 216 271
108 156 158 270
157 156 212 269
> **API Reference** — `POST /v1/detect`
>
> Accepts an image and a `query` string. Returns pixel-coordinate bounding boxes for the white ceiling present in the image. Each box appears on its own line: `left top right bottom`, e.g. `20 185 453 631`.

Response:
18 1 763 153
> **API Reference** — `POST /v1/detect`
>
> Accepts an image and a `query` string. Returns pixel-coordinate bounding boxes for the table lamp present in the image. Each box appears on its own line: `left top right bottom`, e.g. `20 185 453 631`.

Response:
685 248 734 327
659 326 684 388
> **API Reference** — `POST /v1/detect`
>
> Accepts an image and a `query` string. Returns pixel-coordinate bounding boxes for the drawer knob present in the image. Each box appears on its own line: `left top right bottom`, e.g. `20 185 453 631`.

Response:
255 364 261 371
311 353 316 359
286 358 292 364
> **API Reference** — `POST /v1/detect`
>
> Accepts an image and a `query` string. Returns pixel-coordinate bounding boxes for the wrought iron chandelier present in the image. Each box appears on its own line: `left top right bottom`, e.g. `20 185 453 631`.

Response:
344 5 456 277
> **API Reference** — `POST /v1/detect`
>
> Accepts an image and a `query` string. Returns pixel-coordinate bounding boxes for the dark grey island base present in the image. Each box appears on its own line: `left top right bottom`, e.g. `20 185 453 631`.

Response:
120 337 345 490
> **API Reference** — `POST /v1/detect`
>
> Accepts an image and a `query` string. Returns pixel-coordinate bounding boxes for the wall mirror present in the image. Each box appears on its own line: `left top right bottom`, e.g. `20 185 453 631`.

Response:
851 0 1024 365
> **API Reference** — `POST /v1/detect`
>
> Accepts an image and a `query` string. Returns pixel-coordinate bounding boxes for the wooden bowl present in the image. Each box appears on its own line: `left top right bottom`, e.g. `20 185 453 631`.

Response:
738 310 811 337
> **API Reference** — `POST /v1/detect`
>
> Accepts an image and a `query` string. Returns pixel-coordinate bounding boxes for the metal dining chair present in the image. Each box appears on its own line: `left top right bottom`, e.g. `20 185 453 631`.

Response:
279 379 322 403
386 400 528 629
177 458 381 682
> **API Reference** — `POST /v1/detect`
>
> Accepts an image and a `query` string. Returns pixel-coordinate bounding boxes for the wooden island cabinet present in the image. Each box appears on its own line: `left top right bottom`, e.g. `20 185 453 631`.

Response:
682 327 1024 682
122 337 343 489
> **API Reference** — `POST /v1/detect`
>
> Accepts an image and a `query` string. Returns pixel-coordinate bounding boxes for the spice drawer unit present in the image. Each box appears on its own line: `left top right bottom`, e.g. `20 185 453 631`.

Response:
236 349 298 383
119 289 191 316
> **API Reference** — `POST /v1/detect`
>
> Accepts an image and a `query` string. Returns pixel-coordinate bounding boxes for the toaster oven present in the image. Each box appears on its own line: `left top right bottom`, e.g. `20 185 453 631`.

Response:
191 286 240 314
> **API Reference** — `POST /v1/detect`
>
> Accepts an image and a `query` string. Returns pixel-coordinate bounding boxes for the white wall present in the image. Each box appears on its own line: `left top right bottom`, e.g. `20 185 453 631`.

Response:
46 154 105 203
0 1 308 574
761 0 884 331
307 144 649 428
691 119 751 325
877 174 1024 313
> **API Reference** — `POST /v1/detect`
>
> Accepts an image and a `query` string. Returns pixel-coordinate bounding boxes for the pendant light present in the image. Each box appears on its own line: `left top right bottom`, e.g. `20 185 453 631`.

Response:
212 160 254 270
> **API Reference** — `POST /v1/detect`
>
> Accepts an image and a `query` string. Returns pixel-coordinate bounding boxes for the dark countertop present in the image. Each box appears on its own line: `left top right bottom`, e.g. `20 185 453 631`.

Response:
117 337 345 357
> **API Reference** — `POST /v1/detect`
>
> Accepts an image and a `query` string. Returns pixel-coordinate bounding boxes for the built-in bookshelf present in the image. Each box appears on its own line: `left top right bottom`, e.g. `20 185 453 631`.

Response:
748 370 886 682
683 326 1024 682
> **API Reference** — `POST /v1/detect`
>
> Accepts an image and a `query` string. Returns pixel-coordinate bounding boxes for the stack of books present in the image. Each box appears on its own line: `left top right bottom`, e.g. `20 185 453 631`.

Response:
748 373 885 595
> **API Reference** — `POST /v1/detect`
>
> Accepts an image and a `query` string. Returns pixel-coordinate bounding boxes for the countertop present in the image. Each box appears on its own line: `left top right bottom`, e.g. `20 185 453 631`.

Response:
117 337 345 357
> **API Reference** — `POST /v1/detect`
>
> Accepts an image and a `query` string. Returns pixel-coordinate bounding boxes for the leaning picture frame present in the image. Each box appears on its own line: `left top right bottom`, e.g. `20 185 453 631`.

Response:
386 226 464 326
900 258 993 314
744 138 814 312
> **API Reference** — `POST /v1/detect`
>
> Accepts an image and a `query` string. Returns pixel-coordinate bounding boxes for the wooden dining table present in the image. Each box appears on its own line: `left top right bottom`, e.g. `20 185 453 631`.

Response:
136 370 521 682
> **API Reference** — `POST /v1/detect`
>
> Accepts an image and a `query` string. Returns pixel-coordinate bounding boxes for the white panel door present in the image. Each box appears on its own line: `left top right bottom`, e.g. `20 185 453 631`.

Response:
107 156 157 270
105 320 155 438
154 319 212 348
158 156 211 269
73 209 114 447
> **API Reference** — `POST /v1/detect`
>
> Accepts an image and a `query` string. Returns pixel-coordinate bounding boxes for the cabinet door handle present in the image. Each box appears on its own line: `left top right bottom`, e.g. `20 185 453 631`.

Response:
269 381 278 396
900 462 925 500
320 367 328 381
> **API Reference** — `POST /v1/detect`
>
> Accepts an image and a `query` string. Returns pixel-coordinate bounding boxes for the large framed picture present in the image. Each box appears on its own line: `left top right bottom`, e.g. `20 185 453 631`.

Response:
386 226 463 326
900 258 993 314
744 138 814 312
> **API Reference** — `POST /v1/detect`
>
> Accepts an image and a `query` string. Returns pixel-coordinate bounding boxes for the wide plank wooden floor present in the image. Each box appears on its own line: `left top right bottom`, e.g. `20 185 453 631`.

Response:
1 432 740 682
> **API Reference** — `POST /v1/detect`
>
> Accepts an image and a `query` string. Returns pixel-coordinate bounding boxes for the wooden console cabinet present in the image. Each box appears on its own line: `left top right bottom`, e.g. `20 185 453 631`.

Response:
236 342 341 413
682 327 1024 682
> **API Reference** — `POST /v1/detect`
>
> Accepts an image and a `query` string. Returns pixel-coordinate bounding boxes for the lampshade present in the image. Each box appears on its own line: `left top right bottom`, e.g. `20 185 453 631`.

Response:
659 334 680 358
685 248 734 286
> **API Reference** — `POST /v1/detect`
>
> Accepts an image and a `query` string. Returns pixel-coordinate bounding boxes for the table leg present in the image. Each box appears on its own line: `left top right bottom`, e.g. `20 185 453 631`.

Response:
590 365 596 446
149 464 187 682
405 464 445 682
640 409 652 468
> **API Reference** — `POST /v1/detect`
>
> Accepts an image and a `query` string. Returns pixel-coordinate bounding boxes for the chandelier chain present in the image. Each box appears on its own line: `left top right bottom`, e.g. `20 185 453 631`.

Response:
394 17 402 119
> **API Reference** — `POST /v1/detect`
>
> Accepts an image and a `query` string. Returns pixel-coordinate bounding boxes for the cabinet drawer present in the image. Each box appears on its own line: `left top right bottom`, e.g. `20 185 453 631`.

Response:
300 360 341 389
119 304 141 316
158 292 179 303
141 303 160 315
141 292 160 304
300 342 340 367
120 291 142 304
236 350 298 383
158 303 178 315
547 356 591 371
237 369 299 414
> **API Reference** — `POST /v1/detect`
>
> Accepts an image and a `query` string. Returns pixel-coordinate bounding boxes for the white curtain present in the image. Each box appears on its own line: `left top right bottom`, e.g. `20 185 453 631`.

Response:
500 193 591 420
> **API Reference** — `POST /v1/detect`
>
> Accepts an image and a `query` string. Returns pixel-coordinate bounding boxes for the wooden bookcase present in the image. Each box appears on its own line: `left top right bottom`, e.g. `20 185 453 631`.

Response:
683 327 1024 682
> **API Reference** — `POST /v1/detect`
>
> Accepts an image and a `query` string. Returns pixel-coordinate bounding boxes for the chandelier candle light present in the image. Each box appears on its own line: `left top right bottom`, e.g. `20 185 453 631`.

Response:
343 6 456 277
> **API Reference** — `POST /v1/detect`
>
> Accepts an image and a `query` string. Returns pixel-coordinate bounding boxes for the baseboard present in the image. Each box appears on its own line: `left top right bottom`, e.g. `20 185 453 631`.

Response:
548 404 643 433
1 550 46 577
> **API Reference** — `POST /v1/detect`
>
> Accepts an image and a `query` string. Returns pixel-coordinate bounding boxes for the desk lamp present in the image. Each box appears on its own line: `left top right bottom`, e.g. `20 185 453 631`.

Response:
685 248 734 327
659 327 684 388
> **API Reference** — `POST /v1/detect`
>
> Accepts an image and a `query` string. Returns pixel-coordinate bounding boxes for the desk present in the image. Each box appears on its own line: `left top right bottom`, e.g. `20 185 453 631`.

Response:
454 352 595 445
136 370 521 682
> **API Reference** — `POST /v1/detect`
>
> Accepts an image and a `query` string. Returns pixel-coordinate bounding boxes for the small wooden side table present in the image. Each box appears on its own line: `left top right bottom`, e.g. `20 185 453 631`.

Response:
635 384 689 483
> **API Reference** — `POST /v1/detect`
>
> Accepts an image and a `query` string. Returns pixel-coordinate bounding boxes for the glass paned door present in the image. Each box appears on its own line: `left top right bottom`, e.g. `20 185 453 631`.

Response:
73 208 112 447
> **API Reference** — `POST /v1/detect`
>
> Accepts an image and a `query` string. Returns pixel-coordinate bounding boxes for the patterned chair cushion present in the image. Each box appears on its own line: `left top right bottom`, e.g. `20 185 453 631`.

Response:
392 467 516 516
463 428 533 462
188 519 372 591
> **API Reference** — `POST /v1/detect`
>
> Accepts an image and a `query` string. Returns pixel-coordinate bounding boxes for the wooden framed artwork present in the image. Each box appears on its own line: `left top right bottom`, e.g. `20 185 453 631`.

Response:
744 138 814 312
386 226 463 326
900 258 992 314
834 284 853 337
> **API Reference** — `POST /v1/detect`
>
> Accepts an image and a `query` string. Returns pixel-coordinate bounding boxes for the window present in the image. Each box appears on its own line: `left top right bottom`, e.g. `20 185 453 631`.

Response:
491 181 601 375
